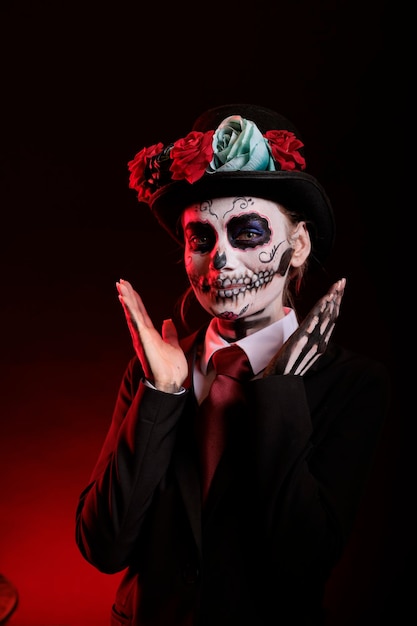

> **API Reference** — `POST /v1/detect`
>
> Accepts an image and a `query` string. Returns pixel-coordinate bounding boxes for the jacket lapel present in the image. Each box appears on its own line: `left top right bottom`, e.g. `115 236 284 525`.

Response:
173 327 206 550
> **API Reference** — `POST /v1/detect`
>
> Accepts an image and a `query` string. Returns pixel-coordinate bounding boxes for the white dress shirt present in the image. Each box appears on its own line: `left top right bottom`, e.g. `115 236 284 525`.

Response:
194 308 299 404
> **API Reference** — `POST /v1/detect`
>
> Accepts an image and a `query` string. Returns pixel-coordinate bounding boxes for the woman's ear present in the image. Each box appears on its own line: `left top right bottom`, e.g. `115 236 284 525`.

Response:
290 222 311 267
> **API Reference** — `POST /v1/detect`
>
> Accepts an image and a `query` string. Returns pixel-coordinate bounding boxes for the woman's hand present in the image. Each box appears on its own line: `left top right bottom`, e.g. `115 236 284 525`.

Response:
263 278 346 377
116 279 188 393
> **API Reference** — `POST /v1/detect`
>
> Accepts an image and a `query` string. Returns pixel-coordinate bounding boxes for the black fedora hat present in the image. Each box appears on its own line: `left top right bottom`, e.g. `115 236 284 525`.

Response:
128 104 335 263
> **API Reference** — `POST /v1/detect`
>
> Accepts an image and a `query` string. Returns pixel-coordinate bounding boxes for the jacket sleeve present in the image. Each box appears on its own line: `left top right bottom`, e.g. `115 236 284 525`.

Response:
248 345 391 579
75 356 189 574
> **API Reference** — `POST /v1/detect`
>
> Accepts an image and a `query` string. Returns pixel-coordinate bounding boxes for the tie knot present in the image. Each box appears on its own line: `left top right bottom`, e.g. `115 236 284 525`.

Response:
211 344 253 381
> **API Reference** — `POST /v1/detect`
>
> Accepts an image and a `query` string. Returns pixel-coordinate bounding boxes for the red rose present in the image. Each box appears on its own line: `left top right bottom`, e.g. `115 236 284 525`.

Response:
264 130 306 171
128 142 164 202
170 130 214 184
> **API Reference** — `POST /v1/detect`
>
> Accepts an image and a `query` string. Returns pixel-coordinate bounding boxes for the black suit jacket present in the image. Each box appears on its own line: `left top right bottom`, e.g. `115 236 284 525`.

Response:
75 333 390 626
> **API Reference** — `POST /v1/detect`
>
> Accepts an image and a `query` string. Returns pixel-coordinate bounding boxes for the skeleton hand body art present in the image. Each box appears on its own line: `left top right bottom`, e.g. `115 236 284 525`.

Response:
263 278 346 376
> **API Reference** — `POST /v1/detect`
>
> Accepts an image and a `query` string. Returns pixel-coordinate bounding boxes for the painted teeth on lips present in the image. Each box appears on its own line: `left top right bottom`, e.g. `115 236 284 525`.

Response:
214 271 274 298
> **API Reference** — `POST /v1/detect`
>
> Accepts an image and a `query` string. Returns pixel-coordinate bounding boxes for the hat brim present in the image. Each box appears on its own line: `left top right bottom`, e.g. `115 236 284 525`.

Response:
150 170 335 264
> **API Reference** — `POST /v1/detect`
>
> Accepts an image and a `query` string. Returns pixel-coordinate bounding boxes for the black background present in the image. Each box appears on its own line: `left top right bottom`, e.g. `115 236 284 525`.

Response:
0 1 412 624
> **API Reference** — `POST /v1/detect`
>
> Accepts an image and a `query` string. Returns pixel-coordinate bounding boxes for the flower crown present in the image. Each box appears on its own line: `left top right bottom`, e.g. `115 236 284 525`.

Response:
128 115 306 204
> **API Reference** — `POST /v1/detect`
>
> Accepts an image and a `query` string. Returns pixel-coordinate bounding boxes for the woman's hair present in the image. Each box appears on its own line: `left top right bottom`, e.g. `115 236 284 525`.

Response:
281 204 310 308
175 285 200 334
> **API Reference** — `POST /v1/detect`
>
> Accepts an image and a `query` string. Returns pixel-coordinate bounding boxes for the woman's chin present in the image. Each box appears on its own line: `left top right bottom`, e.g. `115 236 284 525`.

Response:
211 302 251 322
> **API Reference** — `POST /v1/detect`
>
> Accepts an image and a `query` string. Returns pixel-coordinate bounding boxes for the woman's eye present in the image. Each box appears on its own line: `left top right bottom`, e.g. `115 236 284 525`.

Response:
189 235 208 249
228 214 271 248
231 229 265 248
187 233 214 252
184 222 215 252
235 230 261 241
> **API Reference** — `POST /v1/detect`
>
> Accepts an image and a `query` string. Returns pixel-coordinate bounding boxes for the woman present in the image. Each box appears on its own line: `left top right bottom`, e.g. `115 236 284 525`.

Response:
75 104 390 625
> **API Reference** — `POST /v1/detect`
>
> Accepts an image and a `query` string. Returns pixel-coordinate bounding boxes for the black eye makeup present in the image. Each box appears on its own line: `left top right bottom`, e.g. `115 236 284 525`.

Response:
227 214 271 249
184 222 216 253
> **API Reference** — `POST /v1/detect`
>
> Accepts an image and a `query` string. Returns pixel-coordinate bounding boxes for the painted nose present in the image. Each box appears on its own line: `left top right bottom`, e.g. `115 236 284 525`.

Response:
210 236 239 271
213 250 227 269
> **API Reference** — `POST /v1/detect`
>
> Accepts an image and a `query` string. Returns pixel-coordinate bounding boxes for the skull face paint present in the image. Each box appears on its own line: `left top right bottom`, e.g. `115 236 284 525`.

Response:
182 196 295 324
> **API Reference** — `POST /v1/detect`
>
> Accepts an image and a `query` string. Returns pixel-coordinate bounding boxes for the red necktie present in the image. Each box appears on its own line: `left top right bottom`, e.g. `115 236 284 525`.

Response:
197 344 253 503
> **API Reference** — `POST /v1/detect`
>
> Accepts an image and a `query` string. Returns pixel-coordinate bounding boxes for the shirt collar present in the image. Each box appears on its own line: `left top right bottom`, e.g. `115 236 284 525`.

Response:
200 308 299 376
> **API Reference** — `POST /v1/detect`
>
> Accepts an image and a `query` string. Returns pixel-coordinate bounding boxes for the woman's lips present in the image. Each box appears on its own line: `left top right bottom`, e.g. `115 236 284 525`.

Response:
201 271 274 298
